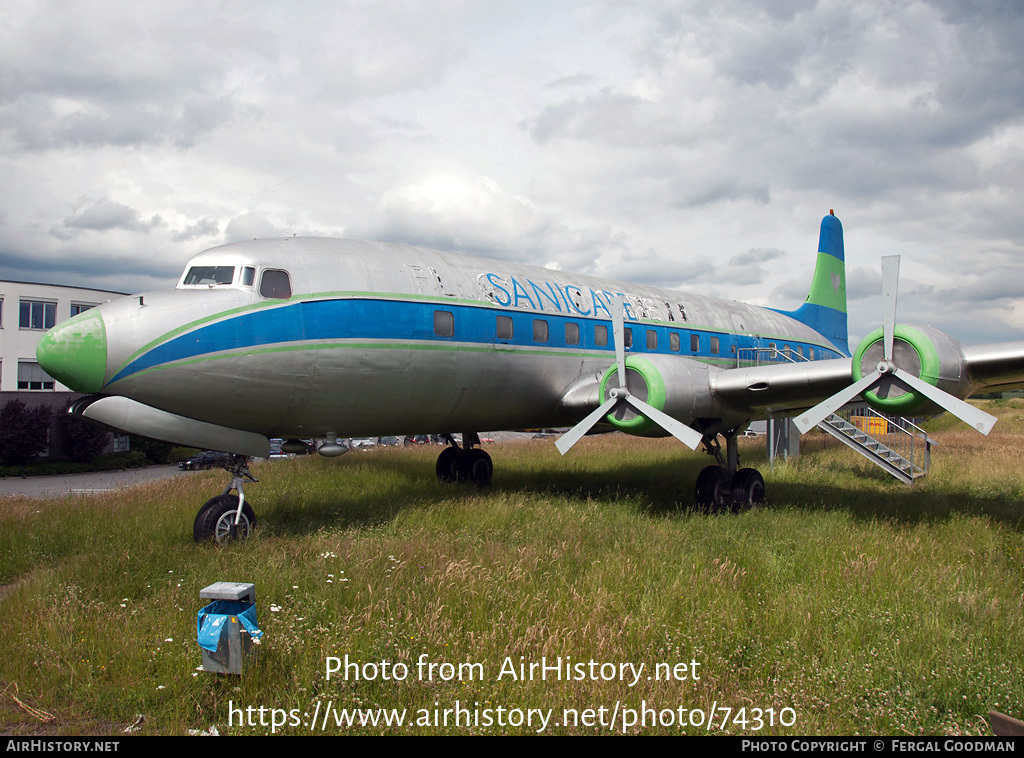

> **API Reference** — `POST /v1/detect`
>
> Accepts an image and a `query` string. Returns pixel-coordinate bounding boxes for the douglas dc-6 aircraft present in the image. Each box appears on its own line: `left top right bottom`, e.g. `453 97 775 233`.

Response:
35 212 1024 542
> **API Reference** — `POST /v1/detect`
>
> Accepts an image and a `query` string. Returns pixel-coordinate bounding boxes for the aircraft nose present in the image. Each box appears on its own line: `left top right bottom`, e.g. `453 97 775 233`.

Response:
36 308 108 393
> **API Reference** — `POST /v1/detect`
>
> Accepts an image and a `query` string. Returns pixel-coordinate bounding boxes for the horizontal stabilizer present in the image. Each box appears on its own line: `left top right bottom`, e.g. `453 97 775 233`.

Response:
72 395 270 458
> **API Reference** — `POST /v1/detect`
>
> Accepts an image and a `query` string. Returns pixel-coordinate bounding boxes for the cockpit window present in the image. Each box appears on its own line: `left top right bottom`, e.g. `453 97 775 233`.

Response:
241 266 256 286
259 269 291 299
184 266 235 286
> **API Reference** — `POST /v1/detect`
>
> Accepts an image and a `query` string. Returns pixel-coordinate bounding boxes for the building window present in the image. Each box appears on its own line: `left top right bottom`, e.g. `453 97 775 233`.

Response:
565 322 580 345
70 303 95 317
433 310 454 337
533 319 548 343
20 300 56 330
18 362 54 390
114 435 130 452
496 315 513 340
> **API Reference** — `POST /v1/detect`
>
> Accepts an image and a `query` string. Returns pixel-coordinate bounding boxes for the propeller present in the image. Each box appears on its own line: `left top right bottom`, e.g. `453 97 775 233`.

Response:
794 256 997 435
556 295 704 454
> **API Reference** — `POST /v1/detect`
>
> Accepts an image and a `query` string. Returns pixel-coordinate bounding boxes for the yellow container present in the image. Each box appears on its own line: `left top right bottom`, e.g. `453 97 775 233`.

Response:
852 416 888 435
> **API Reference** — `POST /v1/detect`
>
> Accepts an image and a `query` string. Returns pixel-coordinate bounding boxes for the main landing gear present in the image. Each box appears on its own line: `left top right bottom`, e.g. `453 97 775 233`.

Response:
435 433 493 487
193 456 258 543
694 430 765 513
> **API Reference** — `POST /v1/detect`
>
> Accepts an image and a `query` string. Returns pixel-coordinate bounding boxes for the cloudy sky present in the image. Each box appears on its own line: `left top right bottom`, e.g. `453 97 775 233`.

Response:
2 0 1022 345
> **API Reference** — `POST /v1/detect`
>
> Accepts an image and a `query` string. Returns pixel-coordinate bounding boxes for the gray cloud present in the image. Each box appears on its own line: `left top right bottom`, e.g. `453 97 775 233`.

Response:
171 217 220 243
51 199 164 240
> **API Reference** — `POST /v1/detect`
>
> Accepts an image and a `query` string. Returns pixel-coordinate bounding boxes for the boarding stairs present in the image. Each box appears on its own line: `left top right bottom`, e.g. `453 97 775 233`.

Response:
738 347 932 484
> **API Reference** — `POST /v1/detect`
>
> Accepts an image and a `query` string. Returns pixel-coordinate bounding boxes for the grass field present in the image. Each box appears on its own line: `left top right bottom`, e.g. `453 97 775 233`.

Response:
1 399 1022 736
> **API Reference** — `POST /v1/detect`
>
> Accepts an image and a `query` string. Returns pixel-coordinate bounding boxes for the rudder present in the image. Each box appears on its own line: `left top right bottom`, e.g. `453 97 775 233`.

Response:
776 211 849 356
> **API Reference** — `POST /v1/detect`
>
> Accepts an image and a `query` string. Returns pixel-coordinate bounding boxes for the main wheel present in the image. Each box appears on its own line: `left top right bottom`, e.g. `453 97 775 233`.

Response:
193 494 257 543
730 468 765 511
458 448 493 486
436 446 459 482
694 465 731 513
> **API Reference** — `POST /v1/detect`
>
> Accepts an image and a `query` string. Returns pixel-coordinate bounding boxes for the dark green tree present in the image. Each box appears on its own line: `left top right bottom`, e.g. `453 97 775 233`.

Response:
60 410 110 463
0 400 53 465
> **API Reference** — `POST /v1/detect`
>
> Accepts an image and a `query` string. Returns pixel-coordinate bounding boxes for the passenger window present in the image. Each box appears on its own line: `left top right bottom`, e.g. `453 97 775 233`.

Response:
670 333 680 352
259 269 291 299
710 336 720 354
690 334 699 352
797 346 804 359
533 319 548 343
434 310 454 337
565 322 580 345
241 266 256 286
647 330 657 350
496 315 513 340
623 328 632 348
595 325 608 346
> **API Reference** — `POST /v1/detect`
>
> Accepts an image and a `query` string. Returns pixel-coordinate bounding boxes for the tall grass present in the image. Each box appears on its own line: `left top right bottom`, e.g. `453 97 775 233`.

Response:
1 401 1022 735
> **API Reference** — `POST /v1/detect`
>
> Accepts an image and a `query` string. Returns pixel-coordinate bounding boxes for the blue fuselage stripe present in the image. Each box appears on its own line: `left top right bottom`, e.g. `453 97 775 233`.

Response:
109 298 842 384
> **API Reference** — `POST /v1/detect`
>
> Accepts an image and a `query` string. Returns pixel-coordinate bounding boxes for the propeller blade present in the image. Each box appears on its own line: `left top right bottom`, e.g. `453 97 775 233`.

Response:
624 394 704 449
794 369 882 434
555 397 620 455
891 368 998 435
611 294 627 388
881 255 900 362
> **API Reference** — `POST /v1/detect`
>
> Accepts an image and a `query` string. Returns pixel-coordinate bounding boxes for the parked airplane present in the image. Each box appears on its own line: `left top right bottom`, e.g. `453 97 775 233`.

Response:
36 212 1024 541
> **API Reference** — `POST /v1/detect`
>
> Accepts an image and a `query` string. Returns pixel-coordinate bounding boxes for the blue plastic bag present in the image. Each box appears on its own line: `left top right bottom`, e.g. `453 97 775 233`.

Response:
197 600 263 652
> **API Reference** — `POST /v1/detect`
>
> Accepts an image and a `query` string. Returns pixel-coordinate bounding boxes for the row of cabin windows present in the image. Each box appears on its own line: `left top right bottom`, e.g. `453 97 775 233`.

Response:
433 311 740 355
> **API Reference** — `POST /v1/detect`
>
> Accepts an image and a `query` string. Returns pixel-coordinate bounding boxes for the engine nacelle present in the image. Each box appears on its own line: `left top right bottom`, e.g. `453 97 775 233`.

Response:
597 355 713 436
851 324 974 415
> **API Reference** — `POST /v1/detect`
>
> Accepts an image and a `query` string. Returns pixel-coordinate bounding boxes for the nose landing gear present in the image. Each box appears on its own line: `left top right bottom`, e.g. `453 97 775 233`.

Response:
193 456 258 543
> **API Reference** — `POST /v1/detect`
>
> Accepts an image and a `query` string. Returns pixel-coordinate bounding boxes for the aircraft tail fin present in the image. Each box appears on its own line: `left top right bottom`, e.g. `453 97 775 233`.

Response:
777 211 849 356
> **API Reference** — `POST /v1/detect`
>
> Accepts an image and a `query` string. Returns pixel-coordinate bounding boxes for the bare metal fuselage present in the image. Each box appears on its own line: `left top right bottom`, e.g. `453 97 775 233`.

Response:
90 238 843 439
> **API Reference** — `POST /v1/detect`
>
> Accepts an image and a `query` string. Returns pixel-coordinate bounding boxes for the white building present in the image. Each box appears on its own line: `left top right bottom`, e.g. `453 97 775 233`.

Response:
0 280 125 392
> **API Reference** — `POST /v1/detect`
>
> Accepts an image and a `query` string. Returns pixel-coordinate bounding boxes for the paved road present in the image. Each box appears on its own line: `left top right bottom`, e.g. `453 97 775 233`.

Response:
0 465 189 498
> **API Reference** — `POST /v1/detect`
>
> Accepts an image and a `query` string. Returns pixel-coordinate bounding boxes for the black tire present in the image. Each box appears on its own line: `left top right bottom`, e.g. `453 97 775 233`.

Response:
694 465 721 512
436 446 459 482
730 468 765 511
694 465 733 513
458 449 493 487
193 494 256 543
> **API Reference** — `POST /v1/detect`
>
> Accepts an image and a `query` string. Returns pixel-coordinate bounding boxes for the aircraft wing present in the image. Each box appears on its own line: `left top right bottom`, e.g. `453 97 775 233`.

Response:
713 338 1024 421
711 357 856 417
963 341 1024 394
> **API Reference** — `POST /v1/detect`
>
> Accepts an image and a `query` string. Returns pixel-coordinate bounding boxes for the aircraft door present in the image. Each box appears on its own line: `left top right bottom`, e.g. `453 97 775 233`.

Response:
731 312 760 367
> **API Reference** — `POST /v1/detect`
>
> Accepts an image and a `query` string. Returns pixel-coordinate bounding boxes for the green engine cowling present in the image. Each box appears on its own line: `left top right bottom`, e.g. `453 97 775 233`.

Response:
597 355 714 436
851 324 973 415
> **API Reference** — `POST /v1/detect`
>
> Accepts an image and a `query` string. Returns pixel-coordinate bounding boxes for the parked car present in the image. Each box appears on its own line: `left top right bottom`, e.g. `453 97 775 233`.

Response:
178 450 232 470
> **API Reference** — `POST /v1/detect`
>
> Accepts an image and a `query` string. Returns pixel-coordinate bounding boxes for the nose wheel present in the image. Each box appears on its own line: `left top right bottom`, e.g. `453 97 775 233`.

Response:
193 456 258 543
